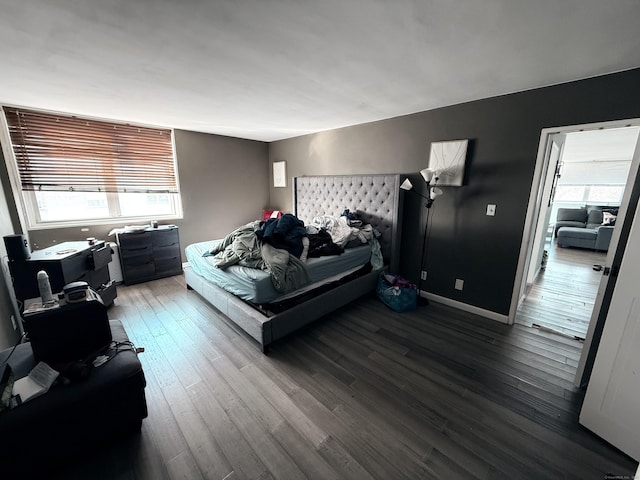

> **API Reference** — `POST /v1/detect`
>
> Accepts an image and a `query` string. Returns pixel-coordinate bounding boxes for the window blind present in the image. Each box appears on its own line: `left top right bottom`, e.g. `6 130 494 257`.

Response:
3 107 178 193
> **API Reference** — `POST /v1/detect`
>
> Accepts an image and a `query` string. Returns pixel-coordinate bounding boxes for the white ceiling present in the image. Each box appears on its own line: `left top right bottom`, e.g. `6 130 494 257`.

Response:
1 0 640 142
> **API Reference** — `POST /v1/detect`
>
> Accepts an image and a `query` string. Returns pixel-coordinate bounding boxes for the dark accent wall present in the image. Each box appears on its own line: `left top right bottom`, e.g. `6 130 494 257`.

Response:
269 68 640 316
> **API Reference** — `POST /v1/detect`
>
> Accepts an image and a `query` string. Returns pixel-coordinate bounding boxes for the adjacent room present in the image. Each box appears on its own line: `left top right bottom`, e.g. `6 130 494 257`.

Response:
1 1 640 479
517 126 640 340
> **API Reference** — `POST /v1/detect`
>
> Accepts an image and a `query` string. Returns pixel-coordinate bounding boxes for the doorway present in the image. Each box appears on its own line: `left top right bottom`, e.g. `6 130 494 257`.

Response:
510 119 640 385
517 126 639 339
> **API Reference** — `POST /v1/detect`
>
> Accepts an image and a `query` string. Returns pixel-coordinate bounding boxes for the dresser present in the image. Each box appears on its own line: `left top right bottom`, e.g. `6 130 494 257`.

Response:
8 240 117 306
116 225 182 285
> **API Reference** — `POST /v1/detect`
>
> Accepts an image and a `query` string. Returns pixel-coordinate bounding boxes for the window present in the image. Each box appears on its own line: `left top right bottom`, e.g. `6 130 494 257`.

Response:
586 185 625 204
2 107 182 228
555 185 625 204
554 185 586 202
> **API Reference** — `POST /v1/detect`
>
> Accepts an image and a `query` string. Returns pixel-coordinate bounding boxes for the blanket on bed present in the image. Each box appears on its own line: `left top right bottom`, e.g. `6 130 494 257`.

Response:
207 220 310 293
256 213 306 257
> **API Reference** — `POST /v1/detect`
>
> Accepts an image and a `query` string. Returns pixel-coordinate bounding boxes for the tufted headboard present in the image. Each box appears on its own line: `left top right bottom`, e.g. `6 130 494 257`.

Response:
293 174 403 272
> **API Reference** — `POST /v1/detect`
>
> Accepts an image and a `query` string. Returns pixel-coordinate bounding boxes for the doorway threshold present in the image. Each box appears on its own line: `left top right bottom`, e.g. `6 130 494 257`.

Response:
531 323 585 342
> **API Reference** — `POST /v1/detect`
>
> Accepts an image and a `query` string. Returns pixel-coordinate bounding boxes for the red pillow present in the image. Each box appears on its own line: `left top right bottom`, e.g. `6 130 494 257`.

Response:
262 210 282 221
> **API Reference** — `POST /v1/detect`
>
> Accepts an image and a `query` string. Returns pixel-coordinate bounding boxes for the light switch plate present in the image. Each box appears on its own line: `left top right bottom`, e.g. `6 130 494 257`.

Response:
486 204 496 216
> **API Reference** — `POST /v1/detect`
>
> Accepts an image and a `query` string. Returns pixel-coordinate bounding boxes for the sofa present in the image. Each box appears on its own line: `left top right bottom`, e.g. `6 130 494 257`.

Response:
0 320 147 476
555 207 617 251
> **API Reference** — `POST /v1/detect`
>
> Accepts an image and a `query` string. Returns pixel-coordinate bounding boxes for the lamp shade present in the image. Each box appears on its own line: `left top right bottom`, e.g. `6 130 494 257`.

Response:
400 178 413 191
420 168 435 183
430 187 443 200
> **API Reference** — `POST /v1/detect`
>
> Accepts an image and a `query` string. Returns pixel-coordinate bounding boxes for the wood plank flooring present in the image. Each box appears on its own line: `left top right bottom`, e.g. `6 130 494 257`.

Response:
516 242 607 340
52 274 636 480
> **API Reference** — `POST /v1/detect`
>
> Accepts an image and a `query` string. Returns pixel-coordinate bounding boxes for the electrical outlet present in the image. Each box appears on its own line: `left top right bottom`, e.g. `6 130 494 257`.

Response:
10 314 17 330
455 278 464 291
421 270 427 280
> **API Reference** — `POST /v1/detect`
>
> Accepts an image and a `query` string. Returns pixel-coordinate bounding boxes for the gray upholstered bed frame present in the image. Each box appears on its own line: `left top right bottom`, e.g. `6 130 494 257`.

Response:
184 174 403 352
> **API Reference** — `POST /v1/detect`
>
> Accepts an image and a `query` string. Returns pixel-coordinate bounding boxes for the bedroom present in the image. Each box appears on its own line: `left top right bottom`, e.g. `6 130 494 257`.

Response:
1 1 640 478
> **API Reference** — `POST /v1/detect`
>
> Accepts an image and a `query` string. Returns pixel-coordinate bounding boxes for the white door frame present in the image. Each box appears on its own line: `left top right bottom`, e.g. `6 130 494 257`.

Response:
509 118 640 325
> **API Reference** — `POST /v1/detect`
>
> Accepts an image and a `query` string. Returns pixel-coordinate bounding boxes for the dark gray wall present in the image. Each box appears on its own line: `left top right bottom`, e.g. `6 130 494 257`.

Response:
24 130 269 257
269 68 640 315
173 129 269 249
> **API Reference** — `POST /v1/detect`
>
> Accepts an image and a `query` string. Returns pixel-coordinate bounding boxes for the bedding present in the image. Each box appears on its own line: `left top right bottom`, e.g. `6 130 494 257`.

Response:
186 239 374 305
206 218 310 294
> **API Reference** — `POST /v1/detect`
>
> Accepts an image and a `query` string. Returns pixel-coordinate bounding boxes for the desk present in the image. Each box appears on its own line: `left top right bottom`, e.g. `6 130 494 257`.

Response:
8 240 116 306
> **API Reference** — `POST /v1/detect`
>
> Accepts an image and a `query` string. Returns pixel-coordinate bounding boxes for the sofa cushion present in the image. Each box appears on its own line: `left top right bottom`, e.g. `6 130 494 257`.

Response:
557 227 598 241
587 209 604 229
595 226 614 251
556 221 587 229
557 227 597 250
556 207 587 223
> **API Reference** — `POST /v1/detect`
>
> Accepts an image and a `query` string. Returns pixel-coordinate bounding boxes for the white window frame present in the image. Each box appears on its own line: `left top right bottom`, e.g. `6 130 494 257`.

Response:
0 110 183 230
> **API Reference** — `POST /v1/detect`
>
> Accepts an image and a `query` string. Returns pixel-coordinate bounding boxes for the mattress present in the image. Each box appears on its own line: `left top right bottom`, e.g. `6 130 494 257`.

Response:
184 240 372 304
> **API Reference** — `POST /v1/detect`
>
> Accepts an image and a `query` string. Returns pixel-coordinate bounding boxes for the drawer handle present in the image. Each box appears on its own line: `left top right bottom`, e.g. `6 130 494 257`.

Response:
127 246 150 252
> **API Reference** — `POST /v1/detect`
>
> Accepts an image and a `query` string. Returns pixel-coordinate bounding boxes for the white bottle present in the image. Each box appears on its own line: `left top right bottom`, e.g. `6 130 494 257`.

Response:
37 270 54 304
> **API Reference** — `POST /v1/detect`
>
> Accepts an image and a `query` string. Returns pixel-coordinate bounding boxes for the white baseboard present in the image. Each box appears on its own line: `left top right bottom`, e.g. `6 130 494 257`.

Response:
420 290 510 324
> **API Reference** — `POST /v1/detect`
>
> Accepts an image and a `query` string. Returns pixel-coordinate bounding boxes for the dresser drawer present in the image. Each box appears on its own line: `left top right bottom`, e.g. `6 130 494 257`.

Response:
152 228 179 247
119 232 152 251
120 246 153 263
122 252 154 267
124 263 156 282
155 257 182 276
154 244 180 260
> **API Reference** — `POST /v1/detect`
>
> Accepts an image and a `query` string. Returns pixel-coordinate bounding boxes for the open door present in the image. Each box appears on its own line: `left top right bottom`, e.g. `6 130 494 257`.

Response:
512 119 640 389
523 134 565 290
579 192 640 461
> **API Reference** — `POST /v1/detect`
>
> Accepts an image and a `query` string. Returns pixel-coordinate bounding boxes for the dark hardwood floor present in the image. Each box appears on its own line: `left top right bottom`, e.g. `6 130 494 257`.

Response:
516 241 607 340
52 273 636 480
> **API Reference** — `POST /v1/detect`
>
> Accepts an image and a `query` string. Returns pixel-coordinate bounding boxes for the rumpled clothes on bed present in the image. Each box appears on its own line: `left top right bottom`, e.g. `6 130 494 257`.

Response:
206 220 310 293
310 214 383 269
310 215 378 248
208 221 264 269
256 213 306 258
261 243 310 293
307 229 344 257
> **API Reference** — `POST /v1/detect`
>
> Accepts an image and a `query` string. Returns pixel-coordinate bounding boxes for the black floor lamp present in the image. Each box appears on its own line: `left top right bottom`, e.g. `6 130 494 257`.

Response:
400 168 443 302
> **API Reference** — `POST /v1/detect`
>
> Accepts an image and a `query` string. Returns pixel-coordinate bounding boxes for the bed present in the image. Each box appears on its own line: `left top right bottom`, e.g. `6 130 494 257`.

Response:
184 174 403 352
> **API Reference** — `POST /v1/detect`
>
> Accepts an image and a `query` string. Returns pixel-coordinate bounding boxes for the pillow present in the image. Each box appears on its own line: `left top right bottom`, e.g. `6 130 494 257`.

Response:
262 209 282 221
587 208 604 224
602 211 617 226
557 207 587 223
